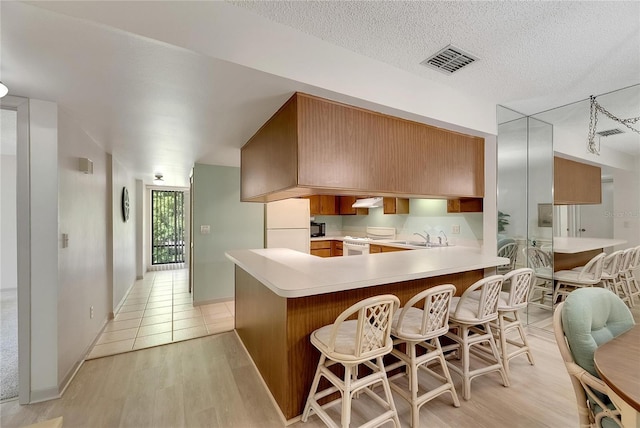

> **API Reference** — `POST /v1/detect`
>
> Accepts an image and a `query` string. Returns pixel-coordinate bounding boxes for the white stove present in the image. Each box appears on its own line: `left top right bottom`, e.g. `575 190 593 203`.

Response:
343 227 395 256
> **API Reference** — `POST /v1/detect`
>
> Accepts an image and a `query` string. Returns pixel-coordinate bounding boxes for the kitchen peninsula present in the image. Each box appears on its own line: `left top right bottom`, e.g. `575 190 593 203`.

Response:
225 247 508 421
553 237 627 271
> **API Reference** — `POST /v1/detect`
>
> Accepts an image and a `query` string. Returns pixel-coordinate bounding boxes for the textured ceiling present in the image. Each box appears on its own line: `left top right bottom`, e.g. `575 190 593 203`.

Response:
1 1 638 186
231 1 640 115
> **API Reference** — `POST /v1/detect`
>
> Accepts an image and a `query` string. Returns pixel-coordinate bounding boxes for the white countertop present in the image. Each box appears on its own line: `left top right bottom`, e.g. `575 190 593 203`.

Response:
552 237 628 254
225 247 509 298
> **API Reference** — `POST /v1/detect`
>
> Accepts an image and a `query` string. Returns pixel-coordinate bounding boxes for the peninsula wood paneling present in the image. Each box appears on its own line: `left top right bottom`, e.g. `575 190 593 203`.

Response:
554 157 602 205
554 249 603 272
235 266 483 420
296 94 484 198
240 96 299 201
241 92 485 201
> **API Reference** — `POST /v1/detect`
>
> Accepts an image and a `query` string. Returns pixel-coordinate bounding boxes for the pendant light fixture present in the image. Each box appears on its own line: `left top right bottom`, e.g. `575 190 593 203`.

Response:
0 81 8 98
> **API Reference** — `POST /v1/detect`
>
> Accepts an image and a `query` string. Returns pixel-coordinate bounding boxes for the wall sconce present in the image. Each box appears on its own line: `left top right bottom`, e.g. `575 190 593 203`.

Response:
0 81 8 98
78 157 94 174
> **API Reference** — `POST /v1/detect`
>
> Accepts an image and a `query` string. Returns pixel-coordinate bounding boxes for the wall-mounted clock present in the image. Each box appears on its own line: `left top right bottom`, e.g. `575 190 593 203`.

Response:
121 187 130 222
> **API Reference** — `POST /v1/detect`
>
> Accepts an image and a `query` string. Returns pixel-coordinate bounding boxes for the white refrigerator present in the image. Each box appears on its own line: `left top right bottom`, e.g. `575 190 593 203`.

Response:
265 198 311 254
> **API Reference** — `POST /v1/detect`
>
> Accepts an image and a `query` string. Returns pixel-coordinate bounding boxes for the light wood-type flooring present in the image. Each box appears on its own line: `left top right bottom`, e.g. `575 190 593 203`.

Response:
3 298 638 427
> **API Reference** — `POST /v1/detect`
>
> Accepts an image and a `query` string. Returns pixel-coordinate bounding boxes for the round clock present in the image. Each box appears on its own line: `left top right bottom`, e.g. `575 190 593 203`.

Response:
121 187 130 222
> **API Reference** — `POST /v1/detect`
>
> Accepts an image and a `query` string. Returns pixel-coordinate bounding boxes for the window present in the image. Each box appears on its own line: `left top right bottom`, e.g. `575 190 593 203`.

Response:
151 190 185 265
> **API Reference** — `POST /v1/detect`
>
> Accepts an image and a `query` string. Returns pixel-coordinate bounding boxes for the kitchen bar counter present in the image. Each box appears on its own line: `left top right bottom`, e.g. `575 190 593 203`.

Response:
552 237 627 271
226 247 508 298
552 237 627 253
226 247 508 422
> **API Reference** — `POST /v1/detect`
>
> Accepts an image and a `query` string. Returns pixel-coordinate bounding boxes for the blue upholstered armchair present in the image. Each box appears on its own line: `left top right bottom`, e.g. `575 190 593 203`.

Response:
553 287 635 428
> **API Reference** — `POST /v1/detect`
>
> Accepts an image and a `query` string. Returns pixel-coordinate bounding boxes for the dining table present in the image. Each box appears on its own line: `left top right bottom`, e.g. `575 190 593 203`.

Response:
594 324 640 428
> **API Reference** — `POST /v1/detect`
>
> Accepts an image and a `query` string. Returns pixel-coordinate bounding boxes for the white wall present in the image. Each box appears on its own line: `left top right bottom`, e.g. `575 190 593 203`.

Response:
110 155 137 312
192 164 263 303
613 165 640 248
23 100 59 401
1 154 17 290
57 108 110 392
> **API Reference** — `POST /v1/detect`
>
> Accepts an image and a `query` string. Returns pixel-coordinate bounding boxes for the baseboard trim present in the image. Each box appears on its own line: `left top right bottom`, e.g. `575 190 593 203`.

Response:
29 386 60 404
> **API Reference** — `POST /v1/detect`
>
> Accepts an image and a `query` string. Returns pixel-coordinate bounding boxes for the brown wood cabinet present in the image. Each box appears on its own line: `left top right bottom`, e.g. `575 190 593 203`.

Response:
338 196 369 215
241 93 485 202
447 198 483 213
383 197 410 214
305 195 338 215
310 240 332 257
369 244 410 253
332 240 343 256
554 157 602 205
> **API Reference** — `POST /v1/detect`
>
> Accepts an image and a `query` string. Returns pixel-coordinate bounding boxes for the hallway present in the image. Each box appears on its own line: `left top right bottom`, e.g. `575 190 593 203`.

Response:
87 270 234 359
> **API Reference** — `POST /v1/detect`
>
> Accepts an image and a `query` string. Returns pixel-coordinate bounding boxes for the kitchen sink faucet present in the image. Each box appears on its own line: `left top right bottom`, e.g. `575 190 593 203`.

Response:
438 230 448 246
413 232 430 244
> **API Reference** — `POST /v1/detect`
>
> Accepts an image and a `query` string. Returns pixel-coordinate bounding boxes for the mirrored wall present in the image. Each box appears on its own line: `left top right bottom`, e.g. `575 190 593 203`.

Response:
497 106 554 330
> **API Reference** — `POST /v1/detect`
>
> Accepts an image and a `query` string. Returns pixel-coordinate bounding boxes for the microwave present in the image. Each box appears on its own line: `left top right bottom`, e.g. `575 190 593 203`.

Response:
310 222 325 237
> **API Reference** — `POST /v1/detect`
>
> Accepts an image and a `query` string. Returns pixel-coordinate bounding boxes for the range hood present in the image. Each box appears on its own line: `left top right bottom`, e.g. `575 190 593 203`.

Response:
352 197 383 208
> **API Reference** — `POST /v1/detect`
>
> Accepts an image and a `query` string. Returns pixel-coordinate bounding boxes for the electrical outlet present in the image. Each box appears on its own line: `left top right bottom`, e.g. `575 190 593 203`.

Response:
90 306 94 319
452 225 461 234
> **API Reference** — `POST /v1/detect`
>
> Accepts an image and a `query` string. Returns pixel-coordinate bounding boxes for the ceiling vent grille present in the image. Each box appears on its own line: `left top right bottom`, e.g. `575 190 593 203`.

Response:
596 128 624 137
420 45 478 74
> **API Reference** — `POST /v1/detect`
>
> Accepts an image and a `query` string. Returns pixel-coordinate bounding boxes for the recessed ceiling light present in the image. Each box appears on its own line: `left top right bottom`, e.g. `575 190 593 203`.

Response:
420 45 478 75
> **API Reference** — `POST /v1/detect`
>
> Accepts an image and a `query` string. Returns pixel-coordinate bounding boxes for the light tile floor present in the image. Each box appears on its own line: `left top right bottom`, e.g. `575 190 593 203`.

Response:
87 269 234 359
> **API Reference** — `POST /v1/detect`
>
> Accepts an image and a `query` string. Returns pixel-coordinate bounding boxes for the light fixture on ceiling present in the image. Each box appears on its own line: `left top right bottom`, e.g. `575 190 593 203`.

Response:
0 81 8 98
587 95 640 155
154 173 164 182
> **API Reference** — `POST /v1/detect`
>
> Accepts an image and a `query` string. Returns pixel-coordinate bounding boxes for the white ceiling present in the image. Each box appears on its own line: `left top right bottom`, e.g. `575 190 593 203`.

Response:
1 1 638 187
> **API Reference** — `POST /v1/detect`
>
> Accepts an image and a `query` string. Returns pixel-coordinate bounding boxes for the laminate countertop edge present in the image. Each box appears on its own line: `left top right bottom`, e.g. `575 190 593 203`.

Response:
225 247 509 298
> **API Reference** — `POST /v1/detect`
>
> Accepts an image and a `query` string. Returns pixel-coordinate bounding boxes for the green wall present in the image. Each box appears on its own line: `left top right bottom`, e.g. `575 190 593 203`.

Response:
192 164 264 303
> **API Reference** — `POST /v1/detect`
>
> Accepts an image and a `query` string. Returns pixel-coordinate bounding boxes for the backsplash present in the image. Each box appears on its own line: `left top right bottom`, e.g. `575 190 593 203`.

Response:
314 199 483 245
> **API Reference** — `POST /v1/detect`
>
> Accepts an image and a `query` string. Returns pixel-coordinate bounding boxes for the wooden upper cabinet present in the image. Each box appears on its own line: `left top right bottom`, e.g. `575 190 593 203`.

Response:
554 157 602 205
383 197 410 214
241 93 485 202
305 195 338 215
338 196 369 215
447 198 483 213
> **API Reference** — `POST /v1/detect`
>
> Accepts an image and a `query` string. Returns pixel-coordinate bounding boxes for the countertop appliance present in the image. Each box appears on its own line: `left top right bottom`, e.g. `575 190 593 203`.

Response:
343 227 396 256
265 198 310 254
310 221 325 237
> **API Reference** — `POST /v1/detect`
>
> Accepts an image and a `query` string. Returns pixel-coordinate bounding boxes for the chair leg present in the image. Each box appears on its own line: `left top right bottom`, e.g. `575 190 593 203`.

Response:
485 322 510 388
408 343 420 428
513 311 535 366
341 365 353 428
435 339 460 408
376 356 401 428
302 354 325 422
497 313 510 381
460 325 472 400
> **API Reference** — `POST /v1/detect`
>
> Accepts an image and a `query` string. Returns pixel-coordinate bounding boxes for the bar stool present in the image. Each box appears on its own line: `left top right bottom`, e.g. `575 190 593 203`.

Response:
302 295 401 428
489 268 535 381
553 253 605 304
523 247 554 310
594 250 623 294
622 246 640 306
444 275 509 400
385 284 460 427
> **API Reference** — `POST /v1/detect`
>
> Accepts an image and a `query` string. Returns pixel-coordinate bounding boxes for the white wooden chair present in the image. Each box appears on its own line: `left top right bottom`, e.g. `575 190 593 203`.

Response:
614 248 635 307
385 284 460 427
523 247 554 310
554 253 605 304
553 288 633 428
594 251 624 294
444 275 509 400
302 295 401 428
489 268 536 381
622 246 640 306
497 242 519 274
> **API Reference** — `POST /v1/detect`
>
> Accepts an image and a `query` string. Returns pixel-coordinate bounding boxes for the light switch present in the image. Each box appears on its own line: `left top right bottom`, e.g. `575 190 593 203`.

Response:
62 233 69 248
452 225 460 234
200 225 211 234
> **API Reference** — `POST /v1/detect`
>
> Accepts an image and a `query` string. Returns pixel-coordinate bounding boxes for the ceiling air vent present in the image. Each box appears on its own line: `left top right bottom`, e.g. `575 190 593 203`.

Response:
596 128 624 137
420 45 478 75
